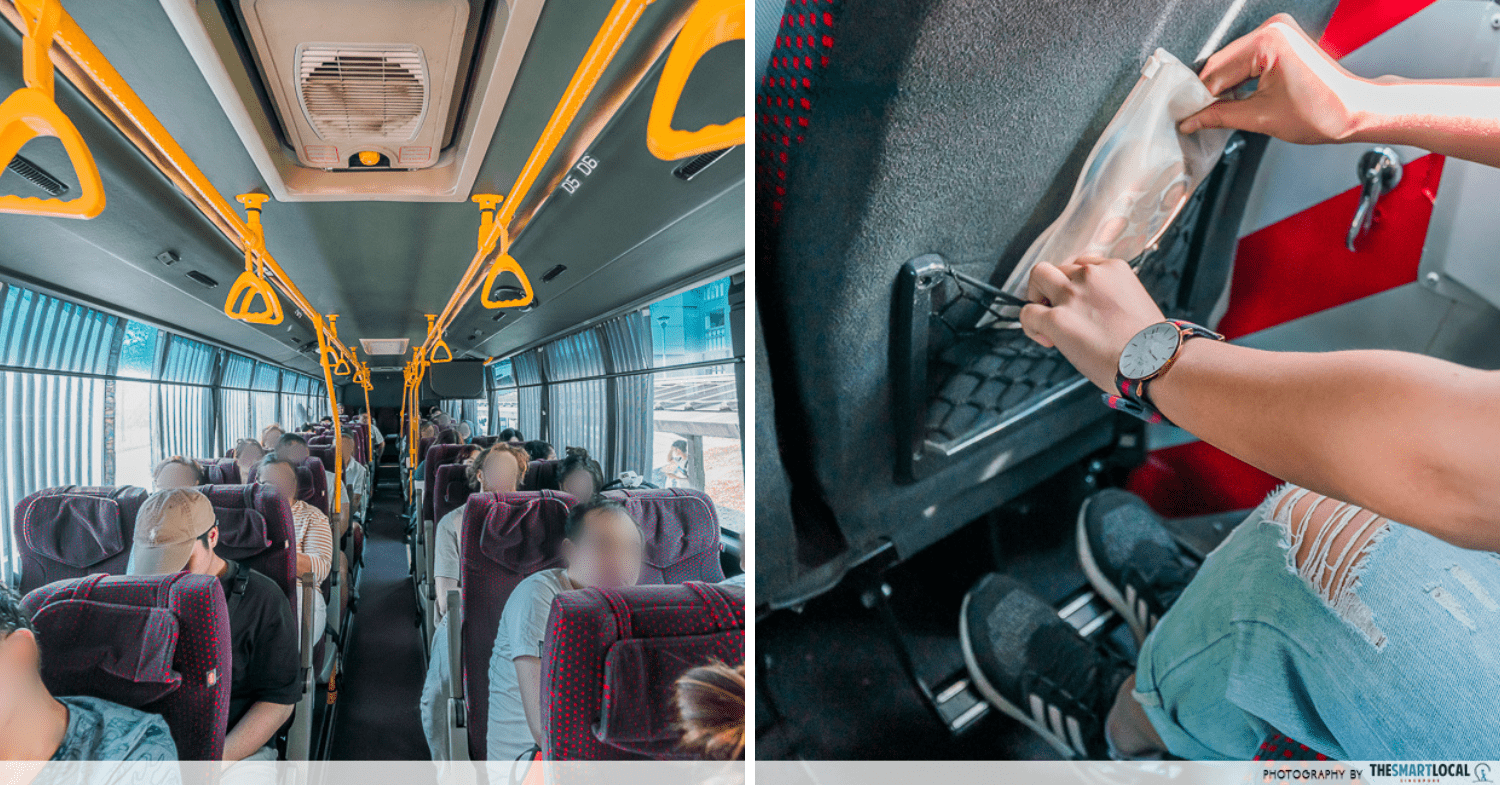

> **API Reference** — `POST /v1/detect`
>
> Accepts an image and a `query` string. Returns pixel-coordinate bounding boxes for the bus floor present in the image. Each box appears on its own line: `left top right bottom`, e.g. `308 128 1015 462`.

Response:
328 460 432 760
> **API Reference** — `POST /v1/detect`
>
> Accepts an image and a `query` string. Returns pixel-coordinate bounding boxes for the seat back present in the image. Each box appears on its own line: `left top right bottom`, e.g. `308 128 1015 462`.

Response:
299 457 329 515
308 444 337 480
202 458 242 485
21 572 233 760
604 489 725 584
424 443 470 522
433 462 474 525
460 490 577 758
12 486 148 594
470 435 501 447
196 484 298 617
417 436 436 467
520 460 560 492
541 582 745 760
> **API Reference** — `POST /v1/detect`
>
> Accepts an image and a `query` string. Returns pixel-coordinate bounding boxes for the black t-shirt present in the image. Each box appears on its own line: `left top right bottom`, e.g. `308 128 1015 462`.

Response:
219 560 301 730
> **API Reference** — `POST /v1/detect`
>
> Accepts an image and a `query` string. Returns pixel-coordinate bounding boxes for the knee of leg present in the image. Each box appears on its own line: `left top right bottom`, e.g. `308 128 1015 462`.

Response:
1270 488 1390 604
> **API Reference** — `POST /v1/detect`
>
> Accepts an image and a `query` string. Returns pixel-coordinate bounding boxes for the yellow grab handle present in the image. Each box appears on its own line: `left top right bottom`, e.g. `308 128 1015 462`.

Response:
430 339 453 363
479 252 535 309
645 0 745 161
225 268 284 325
0 0 105 219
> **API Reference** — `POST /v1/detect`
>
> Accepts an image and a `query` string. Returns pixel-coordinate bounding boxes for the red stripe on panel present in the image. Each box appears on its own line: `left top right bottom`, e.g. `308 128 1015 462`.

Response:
1318 0 1440 59
1214 153 1443 340
1124 441 1282 519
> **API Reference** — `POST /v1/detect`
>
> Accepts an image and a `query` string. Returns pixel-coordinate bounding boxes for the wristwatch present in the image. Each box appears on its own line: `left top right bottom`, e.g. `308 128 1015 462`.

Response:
1105 319 1223 426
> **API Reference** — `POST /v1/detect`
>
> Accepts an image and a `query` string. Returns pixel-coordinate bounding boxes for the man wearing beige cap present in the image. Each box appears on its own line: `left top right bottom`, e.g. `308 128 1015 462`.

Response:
128 489 300 762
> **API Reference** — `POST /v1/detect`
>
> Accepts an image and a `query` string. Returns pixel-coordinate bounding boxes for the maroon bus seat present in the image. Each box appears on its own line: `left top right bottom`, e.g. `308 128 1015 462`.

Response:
202 458 242 485
460 490 578 758
540 581 745 760
433 462 474 525
424 444 471 523
603 489 725 584
196 484 297 618
299 457 329 516
519 460 560 492
13 486 149 594
470 435 500 447
22 572 233 760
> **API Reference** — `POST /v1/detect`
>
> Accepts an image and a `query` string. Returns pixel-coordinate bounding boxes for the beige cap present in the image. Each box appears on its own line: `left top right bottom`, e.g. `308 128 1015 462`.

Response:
127 489 217 576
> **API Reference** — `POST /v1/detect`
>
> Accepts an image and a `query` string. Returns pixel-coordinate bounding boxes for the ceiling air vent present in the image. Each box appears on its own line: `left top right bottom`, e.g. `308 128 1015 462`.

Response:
297 45 428 143
360 338 410 355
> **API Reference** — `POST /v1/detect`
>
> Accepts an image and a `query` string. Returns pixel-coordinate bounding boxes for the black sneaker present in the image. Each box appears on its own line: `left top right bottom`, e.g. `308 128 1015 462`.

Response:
960 573 1133 759
1076 488 1197 646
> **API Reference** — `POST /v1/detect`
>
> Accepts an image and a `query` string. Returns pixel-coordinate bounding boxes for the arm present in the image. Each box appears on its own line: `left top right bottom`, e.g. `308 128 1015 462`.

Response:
1020 257 1500 551
222 701 293 761
1180 15 1500 168
434 576 459 619
514 656 545 749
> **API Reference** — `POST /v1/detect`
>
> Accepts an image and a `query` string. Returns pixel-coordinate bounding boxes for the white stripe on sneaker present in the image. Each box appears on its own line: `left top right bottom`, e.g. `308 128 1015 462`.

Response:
1029 694 1047 729
1047 705 1065 743
1066 715 1086 756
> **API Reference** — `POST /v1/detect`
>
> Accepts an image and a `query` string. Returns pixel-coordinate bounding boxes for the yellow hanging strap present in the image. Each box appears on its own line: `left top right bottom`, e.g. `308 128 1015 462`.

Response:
0 0 105 218
426 314 454 363
326 315 353 376
225 194 284 325
473 194 534 310
645 0 746 160
356 364 374 465
314 316 344 515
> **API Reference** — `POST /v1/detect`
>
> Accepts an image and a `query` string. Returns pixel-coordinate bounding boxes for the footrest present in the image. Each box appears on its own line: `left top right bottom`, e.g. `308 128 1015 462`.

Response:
931 669 990 734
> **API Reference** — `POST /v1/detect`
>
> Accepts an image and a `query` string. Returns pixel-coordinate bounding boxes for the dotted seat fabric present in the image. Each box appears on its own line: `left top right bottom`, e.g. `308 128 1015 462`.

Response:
540 582 745 760
433 463 474 526
1254 732 1330 761
13 485 149 594
197 483 298 619
21 572 233 760
602 489 725 584
520 460 560 492
425 444 471 523
460 490 579 759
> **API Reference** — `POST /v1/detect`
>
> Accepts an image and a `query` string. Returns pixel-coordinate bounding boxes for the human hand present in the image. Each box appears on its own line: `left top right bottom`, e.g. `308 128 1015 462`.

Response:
1179 14 1373 144
1018 257 1165 392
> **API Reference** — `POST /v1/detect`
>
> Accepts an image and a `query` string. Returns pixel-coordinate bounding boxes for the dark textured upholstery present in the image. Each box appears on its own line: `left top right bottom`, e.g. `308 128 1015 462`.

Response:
755 0 1337 603
298 457 329 515
603 489 725 584
424 443 471 522
13 486 149 594
540 582 745 759
460 490 578 758
433 463 474 526
520 460 560 492
197 484 297 618
203 459 242 485
22 572 233 760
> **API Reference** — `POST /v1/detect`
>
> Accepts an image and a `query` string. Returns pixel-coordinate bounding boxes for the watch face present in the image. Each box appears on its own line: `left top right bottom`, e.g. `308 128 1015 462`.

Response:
1118 322 1181 380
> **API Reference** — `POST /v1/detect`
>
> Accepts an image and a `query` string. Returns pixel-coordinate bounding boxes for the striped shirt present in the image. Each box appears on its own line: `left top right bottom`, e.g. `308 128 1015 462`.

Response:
290 500 333 583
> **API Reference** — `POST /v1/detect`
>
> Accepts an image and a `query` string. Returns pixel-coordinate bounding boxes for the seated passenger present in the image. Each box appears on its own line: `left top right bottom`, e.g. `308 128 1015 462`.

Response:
0 584 178 761
433 412 452 429
419 442 528 759
233 440 265 483
339 431 369 528
457 444 482 466
258 424 283 452
319 416 333 427
456 422 473 444
486 496 647 761
357 412 384 457
498 427 524 444
674 662 746 761
522 440 556 463
654 440 692 489
258 457 333 641
152 457 205 490
276 433 335 504
556 447 603 499
127 489 299 761
956 16 1500 761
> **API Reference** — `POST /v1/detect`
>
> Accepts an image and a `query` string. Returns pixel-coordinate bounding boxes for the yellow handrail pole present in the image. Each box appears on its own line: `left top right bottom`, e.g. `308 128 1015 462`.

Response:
0 0 360 366
415 0 657 361
314 318 344 516
359 366 374 465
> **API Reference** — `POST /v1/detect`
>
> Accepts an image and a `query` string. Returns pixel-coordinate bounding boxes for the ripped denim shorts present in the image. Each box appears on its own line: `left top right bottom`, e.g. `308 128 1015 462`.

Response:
1132 484 1500 760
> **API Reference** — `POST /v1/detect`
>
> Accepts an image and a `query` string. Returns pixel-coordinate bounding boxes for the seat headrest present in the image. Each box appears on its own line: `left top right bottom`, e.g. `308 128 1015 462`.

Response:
521 460 561 491
477 492 575 574
595 632 741 758
25 576 182 705
196 485 273 558
607 490 721 570
20 486 147 570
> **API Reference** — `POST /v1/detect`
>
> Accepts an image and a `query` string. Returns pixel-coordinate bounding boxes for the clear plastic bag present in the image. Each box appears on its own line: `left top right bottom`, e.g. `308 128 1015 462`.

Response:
997 48 1234 304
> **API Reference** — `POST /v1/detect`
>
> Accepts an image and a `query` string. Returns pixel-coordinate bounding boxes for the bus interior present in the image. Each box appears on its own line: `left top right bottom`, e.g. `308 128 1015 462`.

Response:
754 0 1500 761
0 0 745 763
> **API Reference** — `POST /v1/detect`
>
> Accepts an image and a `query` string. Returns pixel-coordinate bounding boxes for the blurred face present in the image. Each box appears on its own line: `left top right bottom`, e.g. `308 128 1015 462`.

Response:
460 447 481 465
154 462 200 491
261 428 282 449
261 462 300 504
340 437 355 463
236 443 264 465
560 468 597 500
280 441 309 465
480 450 521 493
565 509 645 589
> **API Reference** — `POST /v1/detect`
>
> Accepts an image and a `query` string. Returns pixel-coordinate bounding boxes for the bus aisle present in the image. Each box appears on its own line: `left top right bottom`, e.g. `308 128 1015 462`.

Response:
330 460 429 760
